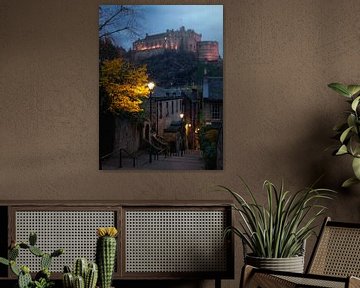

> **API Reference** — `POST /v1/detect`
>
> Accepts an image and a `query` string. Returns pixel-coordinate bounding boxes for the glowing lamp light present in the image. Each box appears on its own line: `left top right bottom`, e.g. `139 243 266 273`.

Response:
148 82 155 91
180 113 184 119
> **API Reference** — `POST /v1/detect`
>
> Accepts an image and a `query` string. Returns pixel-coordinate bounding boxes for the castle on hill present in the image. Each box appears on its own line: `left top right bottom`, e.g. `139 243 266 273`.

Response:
132 26 219 62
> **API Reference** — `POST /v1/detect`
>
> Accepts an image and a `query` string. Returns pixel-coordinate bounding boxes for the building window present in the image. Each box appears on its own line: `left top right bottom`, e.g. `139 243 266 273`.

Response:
176 100 178 112
211 104 221 120
166 102 169 117
159 102 163 119
171 101 174 114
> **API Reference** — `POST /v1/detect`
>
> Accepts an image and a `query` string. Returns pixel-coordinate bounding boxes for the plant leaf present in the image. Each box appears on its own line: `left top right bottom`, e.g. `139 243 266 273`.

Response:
347 114 356 129
328 83 351 97
340 126 353 143
351 96 360 111
347 85 360 97
336 145 348 155
342 177 360 188
352 157 360 179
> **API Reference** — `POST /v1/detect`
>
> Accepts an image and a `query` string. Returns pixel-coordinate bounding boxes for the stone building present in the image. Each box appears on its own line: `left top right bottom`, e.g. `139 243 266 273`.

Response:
133 26 219 62
202 76 223 126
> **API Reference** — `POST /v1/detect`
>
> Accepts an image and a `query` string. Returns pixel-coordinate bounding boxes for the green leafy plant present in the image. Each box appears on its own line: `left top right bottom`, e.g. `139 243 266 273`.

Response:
221 179 335 258
0 232 63 288
328 82 360 187
199 127 218 169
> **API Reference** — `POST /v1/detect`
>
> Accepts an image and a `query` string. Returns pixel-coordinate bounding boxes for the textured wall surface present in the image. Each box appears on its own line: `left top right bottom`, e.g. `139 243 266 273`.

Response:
1 0 360 287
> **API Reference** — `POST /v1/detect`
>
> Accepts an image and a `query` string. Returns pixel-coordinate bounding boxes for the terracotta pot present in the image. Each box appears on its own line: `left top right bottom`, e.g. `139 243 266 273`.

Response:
245 254 305 273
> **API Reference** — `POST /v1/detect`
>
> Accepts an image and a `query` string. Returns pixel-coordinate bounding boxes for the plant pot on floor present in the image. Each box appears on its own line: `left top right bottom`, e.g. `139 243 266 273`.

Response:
245 254 305 273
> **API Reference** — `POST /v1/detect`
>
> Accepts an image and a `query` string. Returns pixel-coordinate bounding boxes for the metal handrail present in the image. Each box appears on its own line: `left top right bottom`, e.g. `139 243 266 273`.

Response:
99 148 138 169
119 148 137 168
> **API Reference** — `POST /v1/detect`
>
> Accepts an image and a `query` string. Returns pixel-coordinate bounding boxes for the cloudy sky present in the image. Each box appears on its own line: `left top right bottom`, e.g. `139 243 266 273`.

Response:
101 5 223 56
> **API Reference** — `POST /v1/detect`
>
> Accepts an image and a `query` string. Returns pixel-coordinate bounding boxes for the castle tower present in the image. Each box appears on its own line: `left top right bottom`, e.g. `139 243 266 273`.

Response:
197 41 219 62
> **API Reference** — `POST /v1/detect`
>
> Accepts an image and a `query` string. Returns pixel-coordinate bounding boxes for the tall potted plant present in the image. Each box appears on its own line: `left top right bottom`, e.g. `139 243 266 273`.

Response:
221 179 334 273
328 83 360 187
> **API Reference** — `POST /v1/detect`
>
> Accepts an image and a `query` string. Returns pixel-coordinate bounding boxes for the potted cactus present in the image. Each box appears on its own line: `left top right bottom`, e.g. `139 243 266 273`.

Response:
0 232 63 288
96 227 118 288
62 258 98 288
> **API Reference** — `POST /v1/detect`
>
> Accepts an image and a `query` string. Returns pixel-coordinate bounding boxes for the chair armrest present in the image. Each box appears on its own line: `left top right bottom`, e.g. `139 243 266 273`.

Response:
241 265 350 288
240 265 296 288
349 276 360 288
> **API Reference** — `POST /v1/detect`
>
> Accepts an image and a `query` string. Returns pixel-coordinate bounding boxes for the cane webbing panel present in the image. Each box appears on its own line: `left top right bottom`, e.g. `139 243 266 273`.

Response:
277 275 345 288
125 210 227 273
15 211 115 272
309 226 360 277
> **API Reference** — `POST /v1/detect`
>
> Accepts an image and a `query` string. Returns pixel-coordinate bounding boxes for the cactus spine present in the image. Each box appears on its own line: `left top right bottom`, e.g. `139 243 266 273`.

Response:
74 275 85 288
85 262 98 288
63 272 74 288
75 258 88 279
63 260 98 288
96 227 118 288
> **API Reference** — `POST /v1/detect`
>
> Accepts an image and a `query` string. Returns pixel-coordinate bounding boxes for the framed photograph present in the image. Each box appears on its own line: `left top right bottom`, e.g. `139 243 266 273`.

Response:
99 5 223 170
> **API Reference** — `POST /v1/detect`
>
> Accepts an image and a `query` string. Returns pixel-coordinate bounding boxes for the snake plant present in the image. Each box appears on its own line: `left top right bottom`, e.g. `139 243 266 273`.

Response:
221 178 335 258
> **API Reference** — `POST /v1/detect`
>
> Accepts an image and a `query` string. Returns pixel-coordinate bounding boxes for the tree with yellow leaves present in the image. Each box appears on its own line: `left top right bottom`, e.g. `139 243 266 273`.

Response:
100 58 149 115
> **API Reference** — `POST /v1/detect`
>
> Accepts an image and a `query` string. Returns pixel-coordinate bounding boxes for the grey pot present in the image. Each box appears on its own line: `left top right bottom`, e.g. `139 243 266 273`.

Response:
245 254 305 273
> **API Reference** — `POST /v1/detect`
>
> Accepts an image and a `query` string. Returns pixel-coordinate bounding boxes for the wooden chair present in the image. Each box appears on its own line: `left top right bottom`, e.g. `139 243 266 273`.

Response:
241 217 360 288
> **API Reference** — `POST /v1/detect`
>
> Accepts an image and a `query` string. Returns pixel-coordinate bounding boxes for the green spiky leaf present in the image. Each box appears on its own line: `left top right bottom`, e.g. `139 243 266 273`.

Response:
328 83 351 97
219 179 335 258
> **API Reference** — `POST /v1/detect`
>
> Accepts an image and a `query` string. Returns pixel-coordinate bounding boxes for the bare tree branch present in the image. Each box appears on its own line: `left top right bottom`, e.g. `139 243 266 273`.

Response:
99 5 140 40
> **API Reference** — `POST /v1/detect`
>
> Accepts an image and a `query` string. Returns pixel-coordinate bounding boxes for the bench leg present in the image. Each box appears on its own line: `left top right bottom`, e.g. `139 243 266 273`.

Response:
215 278 221 288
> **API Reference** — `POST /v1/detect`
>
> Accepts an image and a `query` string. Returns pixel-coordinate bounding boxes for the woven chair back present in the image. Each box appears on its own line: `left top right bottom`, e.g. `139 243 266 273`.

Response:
307 218 360 278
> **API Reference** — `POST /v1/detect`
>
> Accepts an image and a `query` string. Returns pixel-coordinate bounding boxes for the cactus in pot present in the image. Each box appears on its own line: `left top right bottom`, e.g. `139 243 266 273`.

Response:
96 227 118 288
62 259 98 288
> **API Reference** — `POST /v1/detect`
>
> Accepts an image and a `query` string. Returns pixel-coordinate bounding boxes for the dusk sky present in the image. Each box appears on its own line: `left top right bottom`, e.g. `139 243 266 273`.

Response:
101 5 223 57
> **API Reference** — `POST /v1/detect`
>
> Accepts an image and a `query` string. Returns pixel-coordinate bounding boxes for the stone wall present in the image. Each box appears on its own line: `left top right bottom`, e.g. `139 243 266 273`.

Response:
113 118 143 154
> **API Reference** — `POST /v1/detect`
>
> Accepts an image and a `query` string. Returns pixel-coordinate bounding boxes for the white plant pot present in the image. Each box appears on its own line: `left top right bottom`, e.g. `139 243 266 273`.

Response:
245 254 305 273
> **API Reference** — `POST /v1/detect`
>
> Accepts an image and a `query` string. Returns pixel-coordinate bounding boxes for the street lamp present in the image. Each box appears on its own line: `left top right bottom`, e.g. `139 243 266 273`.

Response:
179 113 185 156
147 82 155 163
148 82 155 132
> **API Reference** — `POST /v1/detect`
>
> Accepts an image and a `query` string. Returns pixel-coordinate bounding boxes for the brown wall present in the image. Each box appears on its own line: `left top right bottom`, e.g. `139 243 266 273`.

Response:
1 0 360 287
